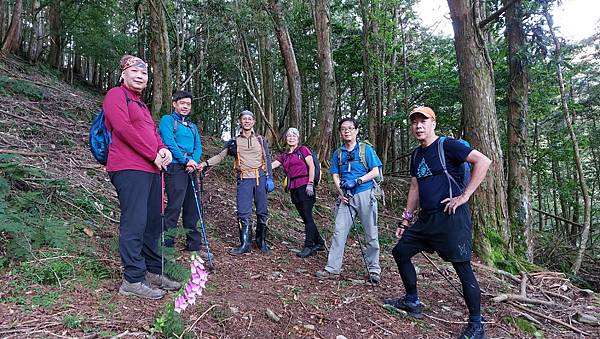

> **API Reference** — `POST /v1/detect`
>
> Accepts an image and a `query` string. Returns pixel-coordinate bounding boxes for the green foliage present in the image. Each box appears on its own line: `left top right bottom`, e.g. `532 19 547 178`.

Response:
504 316 544 338
150 304 187 339
0 76 45 100
63 314 83 329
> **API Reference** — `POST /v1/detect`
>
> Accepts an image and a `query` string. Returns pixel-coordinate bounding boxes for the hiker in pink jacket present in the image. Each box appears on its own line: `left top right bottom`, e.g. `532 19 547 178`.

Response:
103 55 180 299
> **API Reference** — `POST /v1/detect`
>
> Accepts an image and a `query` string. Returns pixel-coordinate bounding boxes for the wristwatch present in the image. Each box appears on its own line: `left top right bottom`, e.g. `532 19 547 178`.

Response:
357 178 363 185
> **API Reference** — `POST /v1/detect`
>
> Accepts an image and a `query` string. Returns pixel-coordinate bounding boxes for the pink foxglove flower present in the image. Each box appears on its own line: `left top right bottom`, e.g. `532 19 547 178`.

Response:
173 252 209 314
174 295 188 313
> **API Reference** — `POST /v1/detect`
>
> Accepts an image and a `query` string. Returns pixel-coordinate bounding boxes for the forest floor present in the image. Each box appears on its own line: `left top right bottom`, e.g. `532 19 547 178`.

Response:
0 56 599 339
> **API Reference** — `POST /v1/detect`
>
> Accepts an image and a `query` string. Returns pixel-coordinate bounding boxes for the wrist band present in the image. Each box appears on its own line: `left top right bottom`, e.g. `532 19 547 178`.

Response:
402 209 414 223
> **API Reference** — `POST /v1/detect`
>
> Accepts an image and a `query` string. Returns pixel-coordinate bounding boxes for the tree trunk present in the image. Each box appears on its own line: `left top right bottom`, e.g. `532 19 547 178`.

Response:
312 0 337 162
0 0 5 40
447 0 510 263
136 2 145 59
1 0 22 55
267 0 301 128
543 8 591 274
48 1 63 69
259 33 275 144
27 0 42 62
505 0 533 262
359 0 375 142
148 0 172 119
382 6 402 170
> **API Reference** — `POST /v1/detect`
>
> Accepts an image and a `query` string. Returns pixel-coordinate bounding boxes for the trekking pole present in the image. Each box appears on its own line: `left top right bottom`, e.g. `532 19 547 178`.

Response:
189 172 214 269
344 191 373 283
161 170 165 276
420 252 463 298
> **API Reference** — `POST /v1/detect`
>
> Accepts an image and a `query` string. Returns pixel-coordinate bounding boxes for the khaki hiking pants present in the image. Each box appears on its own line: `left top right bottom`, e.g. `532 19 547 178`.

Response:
325 188 381 275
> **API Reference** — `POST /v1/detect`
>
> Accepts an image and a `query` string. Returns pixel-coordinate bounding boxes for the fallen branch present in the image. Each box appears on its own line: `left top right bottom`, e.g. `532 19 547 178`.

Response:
492 293 557 307
520 272 528 297
515 311 543 327
508 301 589 336
368 319 397 336
0 149 45 156
0 109 85 136
472 262 521 284
180 304 219 337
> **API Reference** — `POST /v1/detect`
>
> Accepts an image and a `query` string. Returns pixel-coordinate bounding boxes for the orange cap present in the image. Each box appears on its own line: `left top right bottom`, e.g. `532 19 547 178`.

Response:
409 106 436 120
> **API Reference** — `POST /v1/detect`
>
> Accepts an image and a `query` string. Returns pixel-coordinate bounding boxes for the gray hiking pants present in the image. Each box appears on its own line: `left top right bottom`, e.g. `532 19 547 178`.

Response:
325 188 381 275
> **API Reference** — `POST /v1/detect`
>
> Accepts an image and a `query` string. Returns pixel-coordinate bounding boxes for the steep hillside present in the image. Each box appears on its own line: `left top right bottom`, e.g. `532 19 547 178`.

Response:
0 56 598 338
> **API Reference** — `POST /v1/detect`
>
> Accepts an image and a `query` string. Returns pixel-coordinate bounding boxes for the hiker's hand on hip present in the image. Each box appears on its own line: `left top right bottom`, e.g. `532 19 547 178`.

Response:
306 183 314 196
441 195 467 214
339 194 349 205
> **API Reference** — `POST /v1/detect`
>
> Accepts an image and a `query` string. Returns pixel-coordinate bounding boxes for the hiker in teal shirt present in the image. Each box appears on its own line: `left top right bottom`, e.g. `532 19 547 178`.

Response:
159 91 203 251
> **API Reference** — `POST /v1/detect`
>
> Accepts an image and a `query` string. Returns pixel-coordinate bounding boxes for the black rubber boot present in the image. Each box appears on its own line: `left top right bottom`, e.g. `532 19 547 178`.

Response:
255 218 271 254
230 219 252 256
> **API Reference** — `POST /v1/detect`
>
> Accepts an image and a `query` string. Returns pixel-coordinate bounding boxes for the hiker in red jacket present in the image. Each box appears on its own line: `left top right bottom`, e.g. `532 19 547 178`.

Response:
103 55 180 299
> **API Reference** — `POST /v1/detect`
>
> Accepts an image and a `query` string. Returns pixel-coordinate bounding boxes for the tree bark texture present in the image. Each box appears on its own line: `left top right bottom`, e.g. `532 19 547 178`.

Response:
1 0 22 55
268 0 301 128
359 0 376 143
0 0 6 40
312 0 337 162
149 0 172 119
27 0 42 62
505 0 533 262
447 0 510 263
544 9 591 274
259 33 275 144
48 1 63 69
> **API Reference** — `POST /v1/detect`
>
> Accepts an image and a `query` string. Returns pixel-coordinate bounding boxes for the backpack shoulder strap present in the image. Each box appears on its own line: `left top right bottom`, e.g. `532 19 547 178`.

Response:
336 146 343 172
437 136 447 171
171 114 178 134
437 136 461 198
119 87 132 103
359 141 369 170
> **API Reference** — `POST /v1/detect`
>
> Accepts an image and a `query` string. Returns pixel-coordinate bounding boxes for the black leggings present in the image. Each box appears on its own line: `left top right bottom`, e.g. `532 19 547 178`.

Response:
393 247 481 317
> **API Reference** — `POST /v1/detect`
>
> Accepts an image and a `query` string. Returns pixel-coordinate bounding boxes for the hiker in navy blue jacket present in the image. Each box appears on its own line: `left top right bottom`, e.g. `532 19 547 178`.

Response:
159 91 203 251
384 106 491 339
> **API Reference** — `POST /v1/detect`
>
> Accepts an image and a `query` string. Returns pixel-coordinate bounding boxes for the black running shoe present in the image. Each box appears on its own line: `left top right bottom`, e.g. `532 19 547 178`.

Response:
458 322 485 339
383 297 424 318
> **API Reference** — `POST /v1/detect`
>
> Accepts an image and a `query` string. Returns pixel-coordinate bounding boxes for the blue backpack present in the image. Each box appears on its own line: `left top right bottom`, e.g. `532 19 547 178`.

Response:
89 88 131 165
438 136 471 198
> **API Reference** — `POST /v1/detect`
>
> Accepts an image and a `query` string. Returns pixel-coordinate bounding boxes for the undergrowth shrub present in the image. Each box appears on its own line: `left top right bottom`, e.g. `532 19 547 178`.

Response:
0 76 45 100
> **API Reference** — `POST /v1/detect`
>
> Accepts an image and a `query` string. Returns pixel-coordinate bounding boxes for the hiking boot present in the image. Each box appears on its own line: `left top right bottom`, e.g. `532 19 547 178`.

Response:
255 220 271 254
145 272 182 291
366 272 381 284
458 322 485 339
383 297 424 319
311 243 325 252
230 219 252 256
315 270 340 280
119 280 166 300
296 247 314 258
